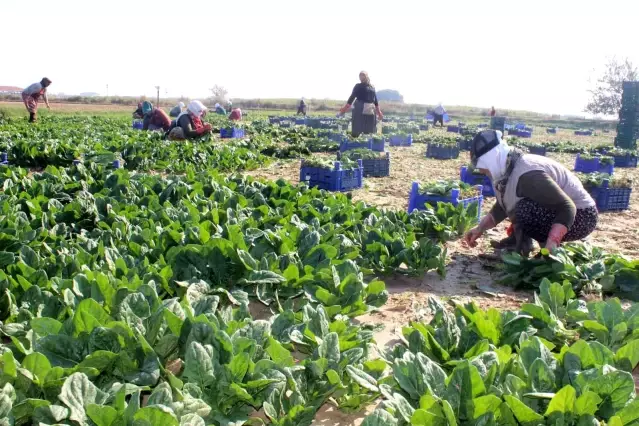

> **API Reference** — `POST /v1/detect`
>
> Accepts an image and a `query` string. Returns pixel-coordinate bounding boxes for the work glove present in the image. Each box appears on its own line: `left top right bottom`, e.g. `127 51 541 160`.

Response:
339 104 351 114
544 223 568 252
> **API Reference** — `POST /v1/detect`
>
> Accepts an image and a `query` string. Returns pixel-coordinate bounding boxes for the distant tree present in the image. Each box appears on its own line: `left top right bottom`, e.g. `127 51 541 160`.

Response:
209 85 228 104
377 89 404 102
585 57 638 116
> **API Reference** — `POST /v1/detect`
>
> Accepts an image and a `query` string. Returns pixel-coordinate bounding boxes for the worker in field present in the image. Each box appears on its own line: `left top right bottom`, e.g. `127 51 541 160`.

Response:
463 130 598 255
214 103 226 115
490 106 496 117
432 103 446 127
141 101 172 132
167 100 212 140
339 71 383 137
229 107 242 121
22 77 52 123
227 100 233 113
297 98 307 116
169 102 185 118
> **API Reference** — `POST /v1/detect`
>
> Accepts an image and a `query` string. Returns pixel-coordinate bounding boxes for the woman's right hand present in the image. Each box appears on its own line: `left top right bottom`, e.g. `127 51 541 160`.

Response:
463 227 483 248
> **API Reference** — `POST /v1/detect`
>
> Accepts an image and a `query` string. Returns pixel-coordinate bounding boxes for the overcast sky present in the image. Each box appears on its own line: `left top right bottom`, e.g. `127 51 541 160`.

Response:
2 0 638 115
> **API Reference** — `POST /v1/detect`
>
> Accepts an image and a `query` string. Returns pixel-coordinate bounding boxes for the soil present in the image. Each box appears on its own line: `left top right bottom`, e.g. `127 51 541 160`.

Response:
243 127 639 425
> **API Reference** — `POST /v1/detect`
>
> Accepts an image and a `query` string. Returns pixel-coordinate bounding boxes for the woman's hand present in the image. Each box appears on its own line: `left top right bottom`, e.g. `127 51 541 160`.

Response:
339 104 351 114
544 223 568 252
463 227 483 248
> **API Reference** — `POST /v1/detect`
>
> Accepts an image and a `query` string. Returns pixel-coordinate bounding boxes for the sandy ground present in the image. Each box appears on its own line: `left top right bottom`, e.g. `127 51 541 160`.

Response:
243 127 639 425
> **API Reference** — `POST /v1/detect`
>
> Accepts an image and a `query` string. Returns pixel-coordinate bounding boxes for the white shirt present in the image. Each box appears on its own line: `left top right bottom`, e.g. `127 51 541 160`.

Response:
434 105 446 115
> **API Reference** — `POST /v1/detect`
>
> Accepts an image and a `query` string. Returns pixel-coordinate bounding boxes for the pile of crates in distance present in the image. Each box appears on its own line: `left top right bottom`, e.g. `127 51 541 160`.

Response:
615 81 639 149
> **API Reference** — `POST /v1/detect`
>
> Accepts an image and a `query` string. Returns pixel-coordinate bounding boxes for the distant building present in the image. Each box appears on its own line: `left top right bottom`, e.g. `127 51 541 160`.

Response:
79 92 100 97
0 86 23 94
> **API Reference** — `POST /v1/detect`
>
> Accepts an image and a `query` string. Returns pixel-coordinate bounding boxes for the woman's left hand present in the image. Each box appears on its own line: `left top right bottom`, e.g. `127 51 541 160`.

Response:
544 223 568 252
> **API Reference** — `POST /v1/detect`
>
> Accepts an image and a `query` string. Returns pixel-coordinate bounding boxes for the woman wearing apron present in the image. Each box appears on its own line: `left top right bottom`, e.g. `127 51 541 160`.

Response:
21 77 52 123
339 71 383 137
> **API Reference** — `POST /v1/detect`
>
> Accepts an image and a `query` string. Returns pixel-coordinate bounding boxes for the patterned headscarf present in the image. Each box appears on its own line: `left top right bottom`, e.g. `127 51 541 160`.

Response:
40 77 52 87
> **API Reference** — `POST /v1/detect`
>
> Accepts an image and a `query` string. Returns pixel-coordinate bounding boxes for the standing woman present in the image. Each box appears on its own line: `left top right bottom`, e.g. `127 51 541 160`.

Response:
463 130 598 253
339 71 383 137
22 77 52 123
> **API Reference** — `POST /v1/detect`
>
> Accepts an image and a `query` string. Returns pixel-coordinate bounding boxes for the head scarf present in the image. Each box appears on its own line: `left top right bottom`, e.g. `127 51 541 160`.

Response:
472 130 510 182
215 103 220 109
359 71 371 85
142 101 153 115
178 102 185 109
41 77 52 87
188 100 207 117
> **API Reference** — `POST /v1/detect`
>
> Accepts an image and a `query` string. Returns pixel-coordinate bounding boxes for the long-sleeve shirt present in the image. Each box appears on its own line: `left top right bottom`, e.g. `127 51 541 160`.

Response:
169 105 182 117
23 82 48 103
433 105 446 115
177 114 205 139
229 109 242 121
142 108 171 131
490 170 577 227
346 83 378 106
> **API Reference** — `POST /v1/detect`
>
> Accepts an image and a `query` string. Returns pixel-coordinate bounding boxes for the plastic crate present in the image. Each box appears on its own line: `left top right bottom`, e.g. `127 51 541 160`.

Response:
300 159 363 192
589 181 632 211
546 128 557 134
280 121 291 128
329 132 346 143
268 117 280 124
339 139 386 152
457 138 473 151
220 128 246 138
425 114 434 121
509 129 533 138
611 153 638 168
389 134 413 147
574 154 614 175
132 120 143 130
426 144 460 160
528 146 547 156
524 126 533 132
295 118 306 125
360 152 391 177
490 116 506 132
575 130 593 136
515 123 526 130
419 123 431 131
447 125 460 133
408 181 483 216
460 166 494 197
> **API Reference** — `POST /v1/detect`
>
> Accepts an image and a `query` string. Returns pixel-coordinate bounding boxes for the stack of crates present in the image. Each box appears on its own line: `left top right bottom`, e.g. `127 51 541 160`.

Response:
615 81 639 149
490 116 506 133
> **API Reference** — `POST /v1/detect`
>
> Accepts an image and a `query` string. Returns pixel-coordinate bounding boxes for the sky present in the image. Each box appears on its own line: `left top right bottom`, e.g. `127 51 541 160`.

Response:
2 0 638 116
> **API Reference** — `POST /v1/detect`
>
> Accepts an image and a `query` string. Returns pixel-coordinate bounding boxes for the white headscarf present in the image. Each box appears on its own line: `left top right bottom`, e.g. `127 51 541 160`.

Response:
476 131 511 182
178 102 185 109
188 100 207 117
215 103 220 109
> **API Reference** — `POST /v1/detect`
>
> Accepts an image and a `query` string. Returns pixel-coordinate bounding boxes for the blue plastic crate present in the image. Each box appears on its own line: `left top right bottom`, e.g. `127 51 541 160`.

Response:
490 117 506 132
447 125 460 133
0 153 7 163
408 181 483 216
528 146 547 156
360 152 391 177
295 118 306 125
611 153 638 168
589 181 632 211
509 129 532 138
515 123 526 130
280 121 292 128
443 113 451 123
268 117 280 124
575 130 593 136
426 144 460 160
339 139 385 152
574 154 614 175
524 126 533 132
425 114 434 121
389 134 413 147
132 120 143 130
546 128 557 134
460 166 494 197
458 138 473 151
220 128 246 139
477 123 489 129
329 132 346 143
419 123 430 131
300 159 363 192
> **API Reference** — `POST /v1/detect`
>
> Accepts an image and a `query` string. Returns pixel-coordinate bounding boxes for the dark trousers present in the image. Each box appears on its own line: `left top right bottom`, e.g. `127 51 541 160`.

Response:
433 113 444 127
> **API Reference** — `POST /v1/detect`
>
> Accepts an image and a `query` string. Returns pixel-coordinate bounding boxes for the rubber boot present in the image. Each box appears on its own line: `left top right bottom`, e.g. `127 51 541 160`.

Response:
29 112 36 123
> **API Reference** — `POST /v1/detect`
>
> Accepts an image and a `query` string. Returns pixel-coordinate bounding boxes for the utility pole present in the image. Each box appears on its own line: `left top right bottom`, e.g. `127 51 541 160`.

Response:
155 86 160 107
106 84 109 98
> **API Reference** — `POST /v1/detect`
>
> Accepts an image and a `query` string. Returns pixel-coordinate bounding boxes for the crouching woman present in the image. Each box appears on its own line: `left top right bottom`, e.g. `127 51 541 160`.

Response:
464 130 598 253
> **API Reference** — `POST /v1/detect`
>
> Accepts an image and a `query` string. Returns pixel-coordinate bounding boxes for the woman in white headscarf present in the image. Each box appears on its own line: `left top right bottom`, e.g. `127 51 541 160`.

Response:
463 130 597 254
168 100 212 140
169 102 185 118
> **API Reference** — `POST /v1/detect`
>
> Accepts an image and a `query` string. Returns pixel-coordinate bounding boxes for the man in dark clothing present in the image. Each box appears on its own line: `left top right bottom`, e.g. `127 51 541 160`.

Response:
297 99 306 116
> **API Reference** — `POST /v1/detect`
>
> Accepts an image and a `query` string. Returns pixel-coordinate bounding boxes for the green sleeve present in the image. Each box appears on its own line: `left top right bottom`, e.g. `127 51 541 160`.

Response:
489 201 508 224
516 170 576 228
